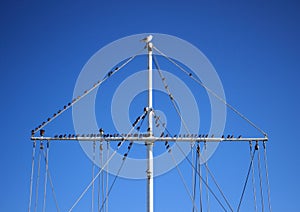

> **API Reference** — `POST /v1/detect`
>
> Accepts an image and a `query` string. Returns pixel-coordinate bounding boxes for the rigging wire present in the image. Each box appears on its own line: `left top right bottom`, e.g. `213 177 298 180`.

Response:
98 142 103 212
42 151 60 212
237 144 257 212
166 144 199 212
42 141 49 212
105 141 109 212
204 142 210 212
68 110 147 212
152 46 267 137
153 54 191 135
28 141 36 212
250 142 258 212
196 144 203 212
153 110 230 212
152 54 234 211
191 145 198 212
32 47 146 135
100 141 134 211
256 142 265 212
177 142 231 212
99 107 147 211
34 142 43 212
203 162 234 212
263 142 272 212
92 141 96 212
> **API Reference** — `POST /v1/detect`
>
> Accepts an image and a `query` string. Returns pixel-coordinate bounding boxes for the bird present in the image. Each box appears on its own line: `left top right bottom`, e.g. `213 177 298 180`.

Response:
140 35 153 43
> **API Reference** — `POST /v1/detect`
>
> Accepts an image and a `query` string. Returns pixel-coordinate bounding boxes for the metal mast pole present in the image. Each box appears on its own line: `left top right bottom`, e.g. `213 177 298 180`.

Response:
147 38 154 212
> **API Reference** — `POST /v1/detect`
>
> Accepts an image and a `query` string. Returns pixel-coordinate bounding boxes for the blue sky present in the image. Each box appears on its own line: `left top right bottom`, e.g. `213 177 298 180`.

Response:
0 0 299 211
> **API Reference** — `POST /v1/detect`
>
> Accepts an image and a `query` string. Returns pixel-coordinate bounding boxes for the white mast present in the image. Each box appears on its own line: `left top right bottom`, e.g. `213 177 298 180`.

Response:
146 35 154 212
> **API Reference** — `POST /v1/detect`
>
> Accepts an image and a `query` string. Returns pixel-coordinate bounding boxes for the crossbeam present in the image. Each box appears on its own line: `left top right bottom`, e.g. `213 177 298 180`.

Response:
31 136 268 142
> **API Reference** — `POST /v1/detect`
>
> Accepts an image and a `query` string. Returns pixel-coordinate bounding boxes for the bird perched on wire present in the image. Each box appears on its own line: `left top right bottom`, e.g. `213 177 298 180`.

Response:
141 35 153 43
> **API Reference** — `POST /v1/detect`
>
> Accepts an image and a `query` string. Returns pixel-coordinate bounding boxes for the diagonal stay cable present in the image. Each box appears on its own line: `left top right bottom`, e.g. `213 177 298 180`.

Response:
153 46 267 137
176 142 231 212
32 47 145 135
152 110 230 212
153 56 233 211
203 161 234 212
99 108 148 211
99 141 135 212
167 146 199 212
237 145 257 212
68 110 147 212
153 54 191 135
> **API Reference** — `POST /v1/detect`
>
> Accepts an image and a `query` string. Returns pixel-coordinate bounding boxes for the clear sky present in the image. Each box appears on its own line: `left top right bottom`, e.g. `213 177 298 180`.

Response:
0 0 299 211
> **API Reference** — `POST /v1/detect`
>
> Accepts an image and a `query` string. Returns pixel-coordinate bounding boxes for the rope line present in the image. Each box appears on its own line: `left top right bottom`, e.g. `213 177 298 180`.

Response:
68 110 147 212
98 142 103 212
152 78 233 212
257 142 265 212
28 141 36 212
34 142 43 212
167 145 198 212
42 141 49 212
204 142 210 212
105 141 109 212
197 144 203 212
263 142 272 212
42 152 60 212
100 141 134 211
153 54 191 135
250 142 258 212
153 110 229 212
92 141 96 212
178 143 228 212
192 145 198 212
201 159 233 212
237 145 256 212
153 46 267 137
32 48 145 135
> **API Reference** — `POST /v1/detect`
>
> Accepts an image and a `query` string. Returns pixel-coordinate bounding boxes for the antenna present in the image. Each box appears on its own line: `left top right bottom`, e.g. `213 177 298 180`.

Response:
29 34 270 212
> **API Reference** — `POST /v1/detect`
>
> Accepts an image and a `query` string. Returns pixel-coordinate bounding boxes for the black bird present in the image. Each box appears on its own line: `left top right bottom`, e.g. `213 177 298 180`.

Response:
40 129 45 136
